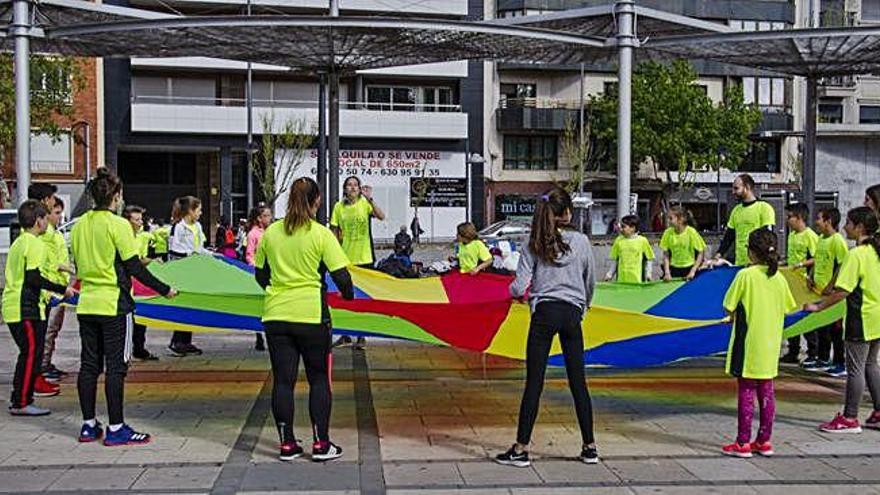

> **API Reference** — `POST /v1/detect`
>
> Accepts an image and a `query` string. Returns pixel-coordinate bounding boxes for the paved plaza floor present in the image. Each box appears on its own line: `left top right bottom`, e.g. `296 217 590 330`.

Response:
1 316 879 494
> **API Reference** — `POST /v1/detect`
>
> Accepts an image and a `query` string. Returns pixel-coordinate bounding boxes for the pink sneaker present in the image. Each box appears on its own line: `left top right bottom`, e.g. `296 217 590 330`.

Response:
721 442 753 458
819 413 862 433
864 410 880 430
749 441 774 457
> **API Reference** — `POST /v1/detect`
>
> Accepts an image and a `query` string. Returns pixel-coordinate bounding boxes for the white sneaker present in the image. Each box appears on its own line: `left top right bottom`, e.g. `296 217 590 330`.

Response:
8 404 50 416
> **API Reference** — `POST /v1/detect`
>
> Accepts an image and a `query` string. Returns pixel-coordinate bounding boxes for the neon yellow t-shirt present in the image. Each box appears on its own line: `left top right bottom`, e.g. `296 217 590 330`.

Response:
255 220 350 324
610 234 654 284
458 239 492 273
39 224 70 297
787 227 819 266
135 231 153 259
723 265 797 379
153 225 170 254
835 244 880 342
330 196 375 266
813 232 848 290
2 232 49 323
71 210 140 316
727 201 776 265
659 226 706 268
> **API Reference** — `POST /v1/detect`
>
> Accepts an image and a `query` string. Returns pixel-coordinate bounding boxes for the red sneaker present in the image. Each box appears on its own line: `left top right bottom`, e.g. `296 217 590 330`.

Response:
721 442 752 458
819 413 862 433
34 376 60 398
864 410 880 430
749 441 774 457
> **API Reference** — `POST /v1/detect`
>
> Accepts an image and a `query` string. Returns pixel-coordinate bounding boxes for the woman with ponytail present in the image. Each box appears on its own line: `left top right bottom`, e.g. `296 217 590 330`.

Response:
71 168 178 445
806 206 880 433
254 177 354 462
495 187 599 468
721 229 796 458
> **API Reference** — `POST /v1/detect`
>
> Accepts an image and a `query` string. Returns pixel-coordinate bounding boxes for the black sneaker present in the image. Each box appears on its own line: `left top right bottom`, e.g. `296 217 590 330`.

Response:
255 335 266 351
183 344 203 356
133 350 159 361
280 440 304 461
580 446 599 464
495 445 530 467
354 336 366 350
312 441 343 462
332 335 353 348
168 344 187 357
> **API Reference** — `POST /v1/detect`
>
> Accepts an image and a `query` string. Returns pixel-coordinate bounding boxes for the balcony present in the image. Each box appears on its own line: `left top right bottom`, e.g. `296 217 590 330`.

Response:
756 106 794 133
132 58 468 78
819 75 858 97
496 98 581 132
130 96 468 140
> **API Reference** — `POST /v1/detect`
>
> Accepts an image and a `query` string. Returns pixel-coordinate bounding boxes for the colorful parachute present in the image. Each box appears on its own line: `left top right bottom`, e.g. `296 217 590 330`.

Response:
132 255 844 367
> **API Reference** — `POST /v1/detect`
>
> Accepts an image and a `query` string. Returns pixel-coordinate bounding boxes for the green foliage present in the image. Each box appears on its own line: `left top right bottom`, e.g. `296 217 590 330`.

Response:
588 60 763 181
253 113 316 209
0 55 84 156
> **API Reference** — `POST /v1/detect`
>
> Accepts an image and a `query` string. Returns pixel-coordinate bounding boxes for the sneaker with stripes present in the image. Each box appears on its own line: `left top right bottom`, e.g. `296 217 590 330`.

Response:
312 441 343 462
103 424 151 446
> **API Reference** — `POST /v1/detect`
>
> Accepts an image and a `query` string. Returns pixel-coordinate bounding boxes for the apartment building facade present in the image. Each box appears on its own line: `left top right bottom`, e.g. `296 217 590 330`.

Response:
104 0 485 242
482 0 805 235
814 0 880 213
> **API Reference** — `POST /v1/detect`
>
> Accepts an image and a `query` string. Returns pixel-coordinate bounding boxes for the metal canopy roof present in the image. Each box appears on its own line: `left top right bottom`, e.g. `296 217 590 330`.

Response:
1 1 609 72
488 4 732 41
645 25 880 77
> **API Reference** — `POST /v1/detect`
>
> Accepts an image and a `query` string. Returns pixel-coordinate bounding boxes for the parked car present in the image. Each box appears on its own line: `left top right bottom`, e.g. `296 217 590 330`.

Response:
0 209 17 254
479 220 530 243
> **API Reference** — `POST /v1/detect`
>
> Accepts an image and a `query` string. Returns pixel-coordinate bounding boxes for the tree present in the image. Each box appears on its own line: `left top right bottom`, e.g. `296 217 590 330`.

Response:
589 60 762 192
557 115 593 195
252 113 315 210
0 55 84 161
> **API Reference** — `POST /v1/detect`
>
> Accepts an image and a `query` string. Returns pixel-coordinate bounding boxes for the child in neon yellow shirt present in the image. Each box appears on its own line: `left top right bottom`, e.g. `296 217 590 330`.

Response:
606 215 654 283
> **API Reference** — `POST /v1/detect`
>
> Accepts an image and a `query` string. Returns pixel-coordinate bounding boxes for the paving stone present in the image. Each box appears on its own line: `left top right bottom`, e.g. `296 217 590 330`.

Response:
751 456 855 481
531 459 619 483
631 487 759 495
131 465 221 490
456 461 542 485
388 489 512 495
47 466 145 491
675 457 775 481
0 468 67 492
821 456 880 481
384 461 465 486
604 459 699 483
239 461 361 492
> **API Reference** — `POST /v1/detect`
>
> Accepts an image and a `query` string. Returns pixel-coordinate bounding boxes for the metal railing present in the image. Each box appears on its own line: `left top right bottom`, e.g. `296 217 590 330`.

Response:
498 97 582 110
131 95 462 112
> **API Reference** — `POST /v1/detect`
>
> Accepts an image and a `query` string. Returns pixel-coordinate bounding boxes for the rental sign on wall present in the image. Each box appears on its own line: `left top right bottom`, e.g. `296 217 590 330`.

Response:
276 149 467 241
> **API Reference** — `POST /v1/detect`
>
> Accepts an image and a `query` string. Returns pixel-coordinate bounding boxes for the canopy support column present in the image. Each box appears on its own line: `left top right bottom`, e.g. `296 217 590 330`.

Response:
616 0 636 219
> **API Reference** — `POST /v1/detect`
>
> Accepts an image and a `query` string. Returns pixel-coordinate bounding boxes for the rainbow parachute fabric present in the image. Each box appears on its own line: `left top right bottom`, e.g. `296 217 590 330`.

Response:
132 255 844 368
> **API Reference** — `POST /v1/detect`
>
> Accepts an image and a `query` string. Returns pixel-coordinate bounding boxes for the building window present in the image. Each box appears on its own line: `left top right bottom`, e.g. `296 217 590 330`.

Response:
365 85 453 111
742 77 786 107
500 83 537 108
741 139 780 173
503 136 557 170
30 132 72 173
818 101 844 123
31 64 73 103
860 105 880 124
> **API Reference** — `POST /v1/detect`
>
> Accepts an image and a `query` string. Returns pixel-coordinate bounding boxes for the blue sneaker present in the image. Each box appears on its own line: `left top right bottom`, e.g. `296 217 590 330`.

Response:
804 360 832 372
103 424 151 446
826 364 847 377
79 421 104 443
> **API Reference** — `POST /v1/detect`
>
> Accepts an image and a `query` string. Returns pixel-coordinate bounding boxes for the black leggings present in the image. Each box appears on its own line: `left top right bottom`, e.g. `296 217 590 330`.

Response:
78 314 132 425
516 301 595 446
264 321 333 443
668 265 693 278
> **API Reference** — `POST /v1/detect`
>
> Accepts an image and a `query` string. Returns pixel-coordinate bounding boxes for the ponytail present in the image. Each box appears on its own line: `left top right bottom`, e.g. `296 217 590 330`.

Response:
848 206 880 259
284 177 320 234
528 187 573 264
747 229 779 277
88 167 123 209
